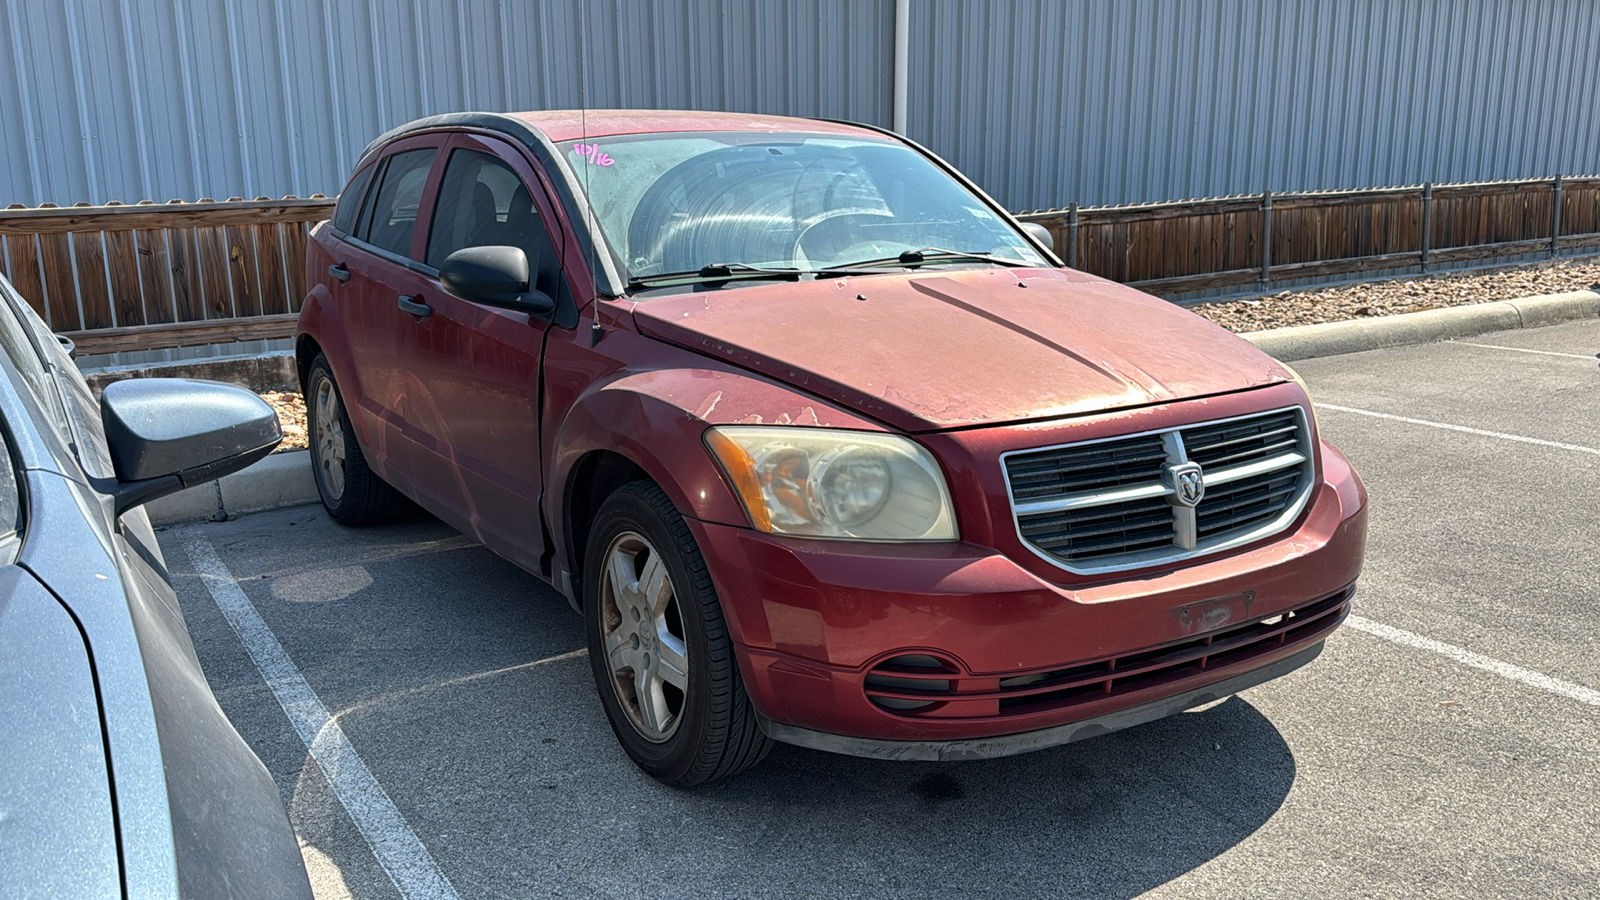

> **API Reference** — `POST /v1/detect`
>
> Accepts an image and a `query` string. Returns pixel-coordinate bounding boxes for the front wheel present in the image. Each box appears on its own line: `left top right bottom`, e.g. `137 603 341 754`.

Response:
584 481 772 786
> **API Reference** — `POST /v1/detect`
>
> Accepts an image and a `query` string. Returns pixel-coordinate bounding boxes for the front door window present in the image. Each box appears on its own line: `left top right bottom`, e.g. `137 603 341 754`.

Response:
425 149 570 307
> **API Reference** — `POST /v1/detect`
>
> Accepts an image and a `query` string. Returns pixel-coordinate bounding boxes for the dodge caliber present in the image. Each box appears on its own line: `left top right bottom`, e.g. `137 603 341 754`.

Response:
295 111 1367 786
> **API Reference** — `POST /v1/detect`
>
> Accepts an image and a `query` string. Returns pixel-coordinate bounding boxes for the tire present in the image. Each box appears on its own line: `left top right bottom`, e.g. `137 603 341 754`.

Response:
584 481 772 786
305 355 407 526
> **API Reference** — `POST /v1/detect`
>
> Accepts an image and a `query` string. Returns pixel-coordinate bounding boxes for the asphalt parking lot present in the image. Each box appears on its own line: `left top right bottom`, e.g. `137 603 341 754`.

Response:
163 318 1600 899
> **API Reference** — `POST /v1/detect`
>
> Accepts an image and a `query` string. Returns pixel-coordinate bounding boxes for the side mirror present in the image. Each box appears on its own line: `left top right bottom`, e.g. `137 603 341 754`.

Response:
1020 221 1055 254
440 246 556 316
97 378 282 515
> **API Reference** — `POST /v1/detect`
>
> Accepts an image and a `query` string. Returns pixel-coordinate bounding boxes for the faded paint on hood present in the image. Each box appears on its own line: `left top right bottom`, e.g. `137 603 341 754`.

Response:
630 267 1292 431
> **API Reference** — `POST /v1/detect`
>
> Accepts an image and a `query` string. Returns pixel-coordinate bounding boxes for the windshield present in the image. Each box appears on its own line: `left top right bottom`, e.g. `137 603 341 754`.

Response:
556 131 1047 283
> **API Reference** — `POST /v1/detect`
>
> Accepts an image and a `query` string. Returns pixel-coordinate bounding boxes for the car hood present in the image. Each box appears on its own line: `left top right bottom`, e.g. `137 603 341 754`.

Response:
630 267 1292 431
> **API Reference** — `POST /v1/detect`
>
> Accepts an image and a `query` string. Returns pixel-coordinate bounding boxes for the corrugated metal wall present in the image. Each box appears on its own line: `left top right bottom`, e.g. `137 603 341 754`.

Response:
0 0 893 206
909 0 1600 209
3 0 1598 212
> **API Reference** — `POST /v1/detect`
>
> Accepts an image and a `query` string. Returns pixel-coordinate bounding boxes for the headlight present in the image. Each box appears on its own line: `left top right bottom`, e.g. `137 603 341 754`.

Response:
704 426 957 541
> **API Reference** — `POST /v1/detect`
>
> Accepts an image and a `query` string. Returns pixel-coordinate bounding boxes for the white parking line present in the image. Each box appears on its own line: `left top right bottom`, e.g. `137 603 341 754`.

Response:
1319 404 1600 456
1347 615 1600 707
182 533 460 900
1450 340 1598 361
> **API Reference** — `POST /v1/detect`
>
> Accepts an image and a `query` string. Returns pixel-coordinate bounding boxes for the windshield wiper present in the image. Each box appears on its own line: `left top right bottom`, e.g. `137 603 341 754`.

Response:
627 263 806 290
820 247 1022 273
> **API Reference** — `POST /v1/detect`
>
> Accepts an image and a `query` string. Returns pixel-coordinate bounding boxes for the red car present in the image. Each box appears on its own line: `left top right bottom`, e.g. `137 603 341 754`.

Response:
296 111 1367 786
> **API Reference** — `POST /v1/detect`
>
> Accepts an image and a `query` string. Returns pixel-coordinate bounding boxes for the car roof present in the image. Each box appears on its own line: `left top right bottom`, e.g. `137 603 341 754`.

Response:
359 110 895 172
502 109 887 142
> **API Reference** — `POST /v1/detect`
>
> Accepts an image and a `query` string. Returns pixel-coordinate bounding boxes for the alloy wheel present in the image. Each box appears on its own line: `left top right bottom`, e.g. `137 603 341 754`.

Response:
598 531 690 742
312 375 347 502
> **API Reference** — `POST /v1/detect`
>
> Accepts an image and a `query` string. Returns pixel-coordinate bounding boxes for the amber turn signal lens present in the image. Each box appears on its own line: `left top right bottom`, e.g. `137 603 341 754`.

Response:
704 429 774 532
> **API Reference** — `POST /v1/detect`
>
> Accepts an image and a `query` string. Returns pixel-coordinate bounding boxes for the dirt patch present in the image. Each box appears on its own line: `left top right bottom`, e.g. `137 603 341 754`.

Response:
1191 257 1600 332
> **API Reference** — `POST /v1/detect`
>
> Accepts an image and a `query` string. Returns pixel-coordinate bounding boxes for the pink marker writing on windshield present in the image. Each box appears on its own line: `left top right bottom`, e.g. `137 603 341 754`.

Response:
573 143 614 166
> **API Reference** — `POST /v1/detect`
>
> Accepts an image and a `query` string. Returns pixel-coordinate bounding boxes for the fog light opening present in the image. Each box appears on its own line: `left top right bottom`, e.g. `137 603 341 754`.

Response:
864 653 960 714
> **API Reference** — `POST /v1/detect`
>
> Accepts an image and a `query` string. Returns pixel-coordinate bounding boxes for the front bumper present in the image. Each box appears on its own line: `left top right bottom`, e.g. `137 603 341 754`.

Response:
689 437 1367 748
757 640 1326 761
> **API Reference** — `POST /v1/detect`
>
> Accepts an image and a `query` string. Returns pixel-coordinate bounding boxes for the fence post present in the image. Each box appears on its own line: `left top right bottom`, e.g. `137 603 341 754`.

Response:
1551 174 1563 258
1420 182 1433 273
1259 190 1273 286
1066 202 1079 269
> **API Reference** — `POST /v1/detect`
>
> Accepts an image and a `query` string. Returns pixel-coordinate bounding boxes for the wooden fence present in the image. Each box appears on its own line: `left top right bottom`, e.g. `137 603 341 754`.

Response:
0 196 332 355
1 176 1596 357
1017 175 1600 295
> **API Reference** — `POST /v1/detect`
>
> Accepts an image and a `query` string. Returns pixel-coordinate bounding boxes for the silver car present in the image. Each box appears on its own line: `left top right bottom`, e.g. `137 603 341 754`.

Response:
0 273 312 898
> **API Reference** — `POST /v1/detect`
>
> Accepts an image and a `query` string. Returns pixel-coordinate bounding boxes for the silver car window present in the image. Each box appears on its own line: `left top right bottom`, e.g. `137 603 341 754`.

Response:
0 416 18 550
0 280 53 407
0 278 109 480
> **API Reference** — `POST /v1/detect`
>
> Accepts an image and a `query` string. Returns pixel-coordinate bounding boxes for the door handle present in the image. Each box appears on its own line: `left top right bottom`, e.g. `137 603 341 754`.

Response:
397 295 432 318
328 263 351 283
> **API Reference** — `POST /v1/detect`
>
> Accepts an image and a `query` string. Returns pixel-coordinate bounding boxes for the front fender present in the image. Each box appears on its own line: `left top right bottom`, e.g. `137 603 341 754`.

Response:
545 364 885 584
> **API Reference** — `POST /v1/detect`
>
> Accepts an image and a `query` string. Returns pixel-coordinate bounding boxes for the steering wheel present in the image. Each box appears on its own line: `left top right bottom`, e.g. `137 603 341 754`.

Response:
793 210 902 264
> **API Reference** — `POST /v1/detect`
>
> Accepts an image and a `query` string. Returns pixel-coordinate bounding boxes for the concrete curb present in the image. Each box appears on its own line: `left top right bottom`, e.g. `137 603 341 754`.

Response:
146 449 319 526
82 351 298 396
1240 289 1600 361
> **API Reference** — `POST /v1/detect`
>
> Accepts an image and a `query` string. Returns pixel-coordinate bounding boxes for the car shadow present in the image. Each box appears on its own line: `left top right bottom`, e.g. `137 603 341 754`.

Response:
698 697 1295 899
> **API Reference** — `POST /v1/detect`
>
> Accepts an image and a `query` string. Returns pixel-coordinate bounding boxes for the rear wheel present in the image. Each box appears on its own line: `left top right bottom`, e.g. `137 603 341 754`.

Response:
305 356 406 526
584 481 772 786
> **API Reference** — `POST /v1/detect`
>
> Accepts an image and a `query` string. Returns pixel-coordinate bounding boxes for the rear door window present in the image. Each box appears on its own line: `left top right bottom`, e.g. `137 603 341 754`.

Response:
356 148 436 259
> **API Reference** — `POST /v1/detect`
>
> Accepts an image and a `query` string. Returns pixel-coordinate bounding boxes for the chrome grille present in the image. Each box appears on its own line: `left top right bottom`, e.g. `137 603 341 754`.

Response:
1182 410 1301 468
1005 434 1168 500
1002 407 1314 574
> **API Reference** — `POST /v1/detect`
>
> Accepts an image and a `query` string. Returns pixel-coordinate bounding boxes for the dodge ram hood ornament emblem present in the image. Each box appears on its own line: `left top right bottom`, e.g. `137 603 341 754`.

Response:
1165 461 1206 508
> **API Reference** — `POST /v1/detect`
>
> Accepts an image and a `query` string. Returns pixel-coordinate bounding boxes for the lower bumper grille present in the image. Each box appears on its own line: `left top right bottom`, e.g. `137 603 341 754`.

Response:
863 585 1353 719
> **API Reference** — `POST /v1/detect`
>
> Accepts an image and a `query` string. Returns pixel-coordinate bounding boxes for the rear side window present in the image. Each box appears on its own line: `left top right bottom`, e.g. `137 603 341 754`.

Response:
333 163 378 234
356 148 436 258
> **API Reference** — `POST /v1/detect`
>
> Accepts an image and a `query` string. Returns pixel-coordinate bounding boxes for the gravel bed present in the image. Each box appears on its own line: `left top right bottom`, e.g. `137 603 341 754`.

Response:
1191 257 1600 332
263 390 307 452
